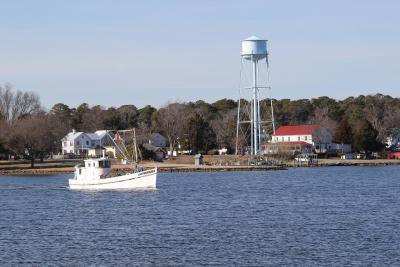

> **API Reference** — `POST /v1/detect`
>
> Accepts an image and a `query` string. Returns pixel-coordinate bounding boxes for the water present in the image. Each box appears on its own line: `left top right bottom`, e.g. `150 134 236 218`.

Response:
1 166 400 266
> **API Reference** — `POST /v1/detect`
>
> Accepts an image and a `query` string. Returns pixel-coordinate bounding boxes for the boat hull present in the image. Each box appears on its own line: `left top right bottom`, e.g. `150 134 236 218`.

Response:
68 169 157 190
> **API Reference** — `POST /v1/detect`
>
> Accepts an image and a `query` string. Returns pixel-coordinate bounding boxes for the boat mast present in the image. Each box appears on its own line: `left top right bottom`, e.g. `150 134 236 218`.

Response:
133 128 138 163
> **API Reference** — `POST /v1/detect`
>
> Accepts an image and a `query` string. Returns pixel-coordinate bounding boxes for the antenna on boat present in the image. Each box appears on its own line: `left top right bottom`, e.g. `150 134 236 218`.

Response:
235 36 275 157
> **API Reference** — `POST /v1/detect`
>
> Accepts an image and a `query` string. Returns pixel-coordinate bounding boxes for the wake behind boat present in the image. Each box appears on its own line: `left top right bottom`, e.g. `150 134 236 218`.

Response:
68 157 157 190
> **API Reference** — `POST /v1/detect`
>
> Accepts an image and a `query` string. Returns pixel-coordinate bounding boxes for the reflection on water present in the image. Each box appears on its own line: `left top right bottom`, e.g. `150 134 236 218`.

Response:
1 166 400 266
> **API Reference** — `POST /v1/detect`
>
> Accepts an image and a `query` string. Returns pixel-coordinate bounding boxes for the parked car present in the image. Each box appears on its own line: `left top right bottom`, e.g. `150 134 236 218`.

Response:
356 153 375 160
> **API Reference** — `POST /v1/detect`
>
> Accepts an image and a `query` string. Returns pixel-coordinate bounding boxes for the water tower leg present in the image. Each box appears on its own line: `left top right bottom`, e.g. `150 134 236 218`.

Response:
250 95 254 156
253 59 258 156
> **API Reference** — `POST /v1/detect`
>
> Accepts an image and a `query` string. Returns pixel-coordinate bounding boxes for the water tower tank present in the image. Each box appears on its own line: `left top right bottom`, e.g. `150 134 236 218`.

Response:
241 35 267 60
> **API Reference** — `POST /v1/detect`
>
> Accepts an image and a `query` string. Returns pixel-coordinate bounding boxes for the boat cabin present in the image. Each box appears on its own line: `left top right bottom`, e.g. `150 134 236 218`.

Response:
84 158 111 168
75 157 112 180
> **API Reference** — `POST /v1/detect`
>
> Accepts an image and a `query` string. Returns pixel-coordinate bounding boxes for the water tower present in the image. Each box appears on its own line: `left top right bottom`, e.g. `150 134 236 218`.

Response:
236 36 275 157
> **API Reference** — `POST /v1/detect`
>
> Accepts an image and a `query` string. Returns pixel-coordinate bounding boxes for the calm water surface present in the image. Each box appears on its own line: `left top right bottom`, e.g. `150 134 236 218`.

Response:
1 166 400 266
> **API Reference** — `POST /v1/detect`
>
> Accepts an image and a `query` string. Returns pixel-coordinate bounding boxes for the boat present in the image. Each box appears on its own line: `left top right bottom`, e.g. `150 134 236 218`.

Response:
69 128 157 190
68 157 157 190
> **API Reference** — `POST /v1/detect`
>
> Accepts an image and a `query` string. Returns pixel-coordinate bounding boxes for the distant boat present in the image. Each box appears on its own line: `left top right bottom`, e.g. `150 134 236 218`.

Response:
68 157 157 190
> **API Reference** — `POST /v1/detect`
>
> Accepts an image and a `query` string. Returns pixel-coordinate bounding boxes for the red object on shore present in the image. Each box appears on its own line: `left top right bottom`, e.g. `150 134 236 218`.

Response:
387 151 400 159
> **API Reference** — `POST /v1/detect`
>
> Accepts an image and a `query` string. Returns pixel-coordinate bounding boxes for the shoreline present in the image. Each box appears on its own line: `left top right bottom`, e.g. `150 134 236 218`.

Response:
1 159 400 175
0 165 287 176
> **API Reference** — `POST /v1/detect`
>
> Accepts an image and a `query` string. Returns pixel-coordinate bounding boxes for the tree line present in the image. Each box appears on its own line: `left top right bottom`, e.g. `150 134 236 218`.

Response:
1 83 400 165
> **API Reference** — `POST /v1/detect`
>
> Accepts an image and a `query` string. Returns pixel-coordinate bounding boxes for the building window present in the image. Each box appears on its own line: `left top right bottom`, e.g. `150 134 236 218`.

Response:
86 141 89 146
77 141 80 146
305 136 308 141
288 137 290 141
298 136 300 141
70 141 73 146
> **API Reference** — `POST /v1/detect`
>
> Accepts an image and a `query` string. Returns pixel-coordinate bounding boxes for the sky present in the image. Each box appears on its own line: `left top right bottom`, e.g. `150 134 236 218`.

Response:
1 0 399 109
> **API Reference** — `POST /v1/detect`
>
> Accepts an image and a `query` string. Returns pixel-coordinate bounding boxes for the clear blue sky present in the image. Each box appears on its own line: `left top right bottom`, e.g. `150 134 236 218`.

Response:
1 0 399 109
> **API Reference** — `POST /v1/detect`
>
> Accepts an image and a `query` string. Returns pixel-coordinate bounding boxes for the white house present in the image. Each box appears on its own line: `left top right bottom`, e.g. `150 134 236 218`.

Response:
271 125 335 153
61 130 93 155
270 124 353 154
272 125 331 143
62 130 114 156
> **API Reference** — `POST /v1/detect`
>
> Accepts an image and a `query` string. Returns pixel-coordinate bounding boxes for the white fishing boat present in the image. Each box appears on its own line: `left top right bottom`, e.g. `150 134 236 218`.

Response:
68 157 157 190
69 128 156 190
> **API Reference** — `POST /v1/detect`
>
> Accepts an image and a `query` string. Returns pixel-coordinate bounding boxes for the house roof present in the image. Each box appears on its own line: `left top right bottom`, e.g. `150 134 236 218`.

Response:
62 131 83 141
273 125 320 136
85 133 100 140
95 130 108 138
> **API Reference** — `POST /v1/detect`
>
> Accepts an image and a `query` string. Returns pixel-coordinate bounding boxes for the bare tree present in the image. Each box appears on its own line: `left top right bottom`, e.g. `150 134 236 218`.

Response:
81 105 105 132
309 107 338 135
157 102 185 158
0 83 41 122
211 109 237 151
382 105 400 136
312 127 333 153
361 94 400 143
0 119 11 156
8 113 57 167
0 83 14 121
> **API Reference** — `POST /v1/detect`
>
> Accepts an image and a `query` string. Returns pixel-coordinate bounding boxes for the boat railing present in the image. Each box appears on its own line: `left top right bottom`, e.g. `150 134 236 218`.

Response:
138 168 157 177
